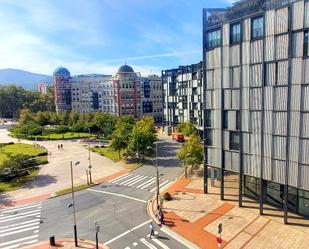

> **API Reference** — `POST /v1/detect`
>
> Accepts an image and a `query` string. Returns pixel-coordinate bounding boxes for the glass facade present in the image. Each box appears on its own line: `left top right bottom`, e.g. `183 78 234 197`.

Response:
251 16 264 39
304 30 309 56
230 23 241 44
207 29 221 49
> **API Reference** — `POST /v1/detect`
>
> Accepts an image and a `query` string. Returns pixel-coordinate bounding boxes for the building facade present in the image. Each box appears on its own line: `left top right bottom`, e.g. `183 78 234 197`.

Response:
203 0 309 221
37 83 48 94
53 67 72 112
140 75 163 123
162 62 204 133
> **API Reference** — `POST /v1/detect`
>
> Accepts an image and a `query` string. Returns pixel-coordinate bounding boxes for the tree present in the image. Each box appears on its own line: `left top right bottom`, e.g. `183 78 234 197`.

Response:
176 122 197 137
177 134 203 177
93 112 116 137
128 116 156 155
19 109 34 124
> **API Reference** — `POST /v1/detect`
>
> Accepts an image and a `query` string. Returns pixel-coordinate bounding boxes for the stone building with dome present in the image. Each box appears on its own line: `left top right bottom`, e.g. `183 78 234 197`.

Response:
52 64 163 121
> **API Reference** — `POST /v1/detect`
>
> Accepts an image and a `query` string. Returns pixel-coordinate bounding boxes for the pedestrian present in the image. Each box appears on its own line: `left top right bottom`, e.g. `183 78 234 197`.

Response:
159 209 164 225
61 144 63 149
149 222 155 238
58 144 60 150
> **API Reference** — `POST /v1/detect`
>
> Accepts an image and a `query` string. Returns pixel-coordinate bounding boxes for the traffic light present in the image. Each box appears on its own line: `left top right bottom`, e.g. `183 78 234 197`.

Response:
218 223 222 234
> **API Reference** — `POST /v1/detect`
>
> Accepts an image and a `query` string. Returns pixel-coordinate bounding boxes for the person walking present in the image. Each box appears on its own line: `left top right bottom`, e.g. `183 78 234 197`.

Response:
61 144 63 149
149 222 155 238
58 144 60 150
159 209 164 225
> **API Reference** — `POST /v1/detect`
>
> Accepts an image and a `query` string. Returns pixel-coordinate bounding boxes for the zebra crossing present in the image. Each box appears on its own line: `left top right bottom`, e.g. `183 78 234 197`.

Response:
0 202 42 249
123 231 170 249
109 173 173 192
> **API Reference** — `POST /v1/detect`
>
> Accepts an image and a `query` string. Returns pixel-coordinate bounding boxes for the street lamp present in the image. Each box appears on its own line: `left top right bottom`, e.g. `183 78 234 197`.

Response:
88 128 92 184
94 221 100 249
70 160 80 247
147 143 160 211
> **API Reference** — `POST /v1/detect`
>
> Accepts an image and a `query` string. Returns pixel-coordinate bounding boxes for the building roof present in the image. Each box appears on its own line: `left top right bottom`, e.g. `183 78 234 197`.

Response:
53 66 71 76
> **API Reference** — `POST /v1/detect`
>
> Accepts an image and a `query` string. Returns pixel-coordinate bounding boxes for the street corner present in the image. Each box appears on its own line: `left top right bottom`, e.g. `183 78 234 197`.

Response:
0 193 52 209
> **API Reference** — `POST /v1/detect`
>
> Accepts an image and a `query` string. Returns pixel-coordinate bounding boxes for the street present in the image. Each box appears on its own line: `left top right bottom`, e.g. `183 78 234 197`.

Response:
0 136 189 249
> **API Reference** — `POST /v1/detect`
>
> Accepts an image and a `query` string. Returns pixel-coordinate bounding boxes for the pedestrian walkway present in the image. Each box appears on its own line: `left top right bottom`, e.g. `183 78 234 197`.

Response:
150 178 309 249
0 202 42 249
109 173 172 192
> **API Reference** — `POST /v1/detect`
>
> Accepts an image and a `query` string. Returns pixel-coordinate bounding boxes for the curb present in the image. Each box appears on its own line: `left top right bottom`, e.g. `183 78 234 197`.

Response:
147 194 201 249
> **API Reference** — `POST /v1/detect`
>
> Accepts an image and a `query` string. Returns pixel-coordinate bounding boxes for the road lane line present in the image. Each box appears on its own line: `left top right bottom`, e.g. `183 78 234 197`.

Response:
150 180 169 192
140 179 156 189
152 238 170 249
0 234 38 247
139 238 157 249
0 225 39 237
0 212 41 223
110 174 132 183
125 175 147 186
0 221 40 233
0 219 40 230
1 204 42 214
103 219 151 245
2 239 38 249
136 178 155 188
118 175 141 185
0 208 41 220
87 189 147 203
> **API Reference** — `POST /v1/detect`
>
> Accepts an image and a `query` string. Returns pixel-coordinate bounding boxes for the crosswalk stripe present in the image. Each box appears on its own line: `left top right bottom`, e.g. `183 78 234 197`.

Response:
0 219 40 230
150 180 169 193
136 178 156 188
124 247 131 249
139 238 157 249
111 174 132 183
152 238 170 249
109 173 131 183
1 204 42 214
125 175 147 186
140 179 156 189
160 181 174 192
1 239 38 249
0 208 42 221
118 175 141 185
0 234 38 247
0 221 40 233
133 242 138 246
0 212 41 223
0 225 39 237
122 175 144 186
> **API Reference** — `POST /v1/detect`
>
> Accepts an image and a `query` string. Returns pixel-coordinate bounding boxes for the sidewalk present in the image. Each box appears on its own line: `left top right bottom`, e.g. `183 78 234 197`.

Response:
25 238 109 249
150 177 309 249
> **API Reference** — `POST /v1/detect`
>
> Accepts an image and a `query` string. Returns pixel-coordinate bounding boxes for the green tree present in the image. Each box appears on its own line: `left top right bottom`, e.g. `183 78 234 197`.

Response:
177 134 203 177
35 111 50 126
93 112 116 137
176 122 197 137
128 116 156 154
19 109 34 124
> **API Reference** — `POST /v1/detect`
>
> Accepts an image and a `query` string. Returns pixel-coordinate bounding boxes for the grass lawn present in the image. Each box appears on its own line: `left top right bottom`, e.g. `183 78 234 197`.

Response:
42 132 91 140
91 147 125 162
56 183 96 196
0 168 39 192
1 143 45 156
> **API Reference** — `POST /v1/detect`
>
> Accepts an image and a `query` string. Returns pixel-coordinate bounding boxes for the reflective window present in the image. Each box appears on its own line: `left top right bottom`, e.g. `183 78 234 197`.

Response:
230 131 240 150
207 29 221 49
304 30 309 56
230 23 241 44
251 16 264 39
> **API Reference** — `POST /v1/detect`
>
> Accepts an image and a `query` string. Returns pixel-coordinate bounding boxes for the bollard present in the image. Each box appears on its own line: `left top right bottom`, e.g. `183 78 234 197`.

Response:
50 236 56 246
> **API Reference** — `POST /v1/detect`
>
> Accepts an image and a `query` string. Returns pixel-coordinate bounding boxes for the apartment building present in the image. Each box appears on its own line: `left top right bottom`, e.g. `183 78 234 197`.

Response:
162 62 203 134
203 0 309 221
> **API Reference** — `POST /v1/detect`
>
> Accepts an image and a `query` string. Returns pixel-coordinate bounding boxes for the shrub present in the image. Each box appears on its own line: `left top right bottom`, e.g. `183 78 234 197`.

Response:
37 151 48 156
163 192 172 201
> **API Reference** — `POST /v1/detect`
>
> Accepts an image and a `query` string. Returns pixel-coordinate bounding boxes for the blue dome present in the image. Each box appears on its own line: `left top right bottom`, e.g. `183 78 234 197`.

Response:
53 66 70 76
117 64 134 74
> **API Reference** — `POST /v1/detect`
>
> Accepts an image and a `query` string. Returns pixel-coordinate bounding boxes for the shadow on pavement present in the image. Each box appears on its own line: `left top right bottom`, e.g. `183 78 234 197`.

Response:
0 192 14 207
23 174 57 189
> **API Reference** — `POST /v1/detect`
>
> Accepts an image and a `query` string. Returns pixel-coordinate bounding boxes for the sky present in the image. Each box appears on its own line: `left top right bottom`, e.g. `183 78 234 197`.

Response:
0 0 236 76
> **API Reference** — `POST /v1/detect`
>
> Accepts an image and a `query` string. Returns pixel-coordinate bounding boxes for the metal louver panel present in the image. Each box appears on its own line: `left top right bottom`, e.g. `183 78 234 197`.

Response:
292 0 304 30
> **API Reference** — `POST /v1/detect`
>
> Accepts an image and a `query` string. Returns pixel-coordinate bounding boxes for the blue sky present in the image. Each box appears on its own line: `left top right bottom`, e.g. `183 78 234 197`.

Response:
0 0 235 76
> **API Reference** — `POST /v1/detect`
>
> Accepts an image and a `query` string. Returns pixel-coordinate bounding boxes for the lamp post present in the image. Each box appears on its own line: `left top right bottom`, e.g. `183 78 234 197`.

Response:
88 128 92 184
147 143 159 211
94 221 100 249
70 161 80 247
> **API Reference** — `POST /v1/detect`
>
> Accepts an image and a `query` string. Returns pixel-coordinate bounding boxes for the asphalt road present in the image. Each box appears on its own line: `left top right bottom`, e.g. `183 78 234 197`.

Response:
0 136 188 249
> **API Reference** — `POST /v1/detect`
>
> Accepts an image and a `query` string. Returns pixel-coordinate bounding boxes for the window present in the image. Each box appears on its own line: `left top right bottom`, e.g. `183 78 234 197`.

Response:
223 111 228 129
207 29 221 49
304 30 309 56
251 16 264 39
205 130 213 146
230 23 241 44
205 110 212 127
236 111 240 130
230 131 240 150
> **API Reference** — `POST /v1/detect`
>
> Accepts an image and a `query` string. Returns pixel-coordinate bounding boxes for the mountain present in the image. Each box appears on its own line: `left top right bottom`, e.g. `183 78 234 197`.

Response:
0 68 52 90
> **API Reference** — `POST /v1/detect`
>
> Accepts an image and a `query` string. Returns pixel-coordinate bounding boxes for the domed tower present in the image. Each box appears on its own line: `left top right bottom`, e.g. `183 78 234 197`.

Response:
113 64 141 118
53 66 72 112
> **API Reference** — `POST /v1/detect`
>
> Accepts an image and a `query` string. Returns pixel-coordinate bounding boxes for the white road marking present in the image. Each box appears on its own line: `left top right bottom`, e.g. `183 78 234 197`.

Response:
150 180 169 192
125 175 147 186
1 239 38 249
159 181 174 192
0 219 40 230
160 227 199 249
124 247 131 249
136 178 156 188
111 174 132 183
133 242 138 246
0 234 38 247
103 219 151 245
0 222 40 233
0 225 39 237
0 212 41 223
118 175 141 185
139 238 157 249
0 208 41 221
1 204 42 215
140 179 156 189
87 189 147 203
122 175 144 186
152 238 170 249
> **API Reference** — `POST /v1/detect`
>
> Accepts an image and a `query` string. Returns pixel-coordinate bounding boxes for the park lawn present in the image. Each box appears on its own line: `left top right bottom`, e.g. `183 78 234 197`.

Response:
43 132 91 140
91 147 125 162
56 183 96 196
0 153 8 166
0 168 39 192
2 143 45 156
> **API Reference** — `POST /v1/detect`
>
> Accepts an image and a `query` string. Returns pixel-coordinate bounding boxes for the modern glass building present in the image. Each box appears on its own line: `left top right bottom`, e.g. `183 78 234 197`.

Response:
203 0 309 222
